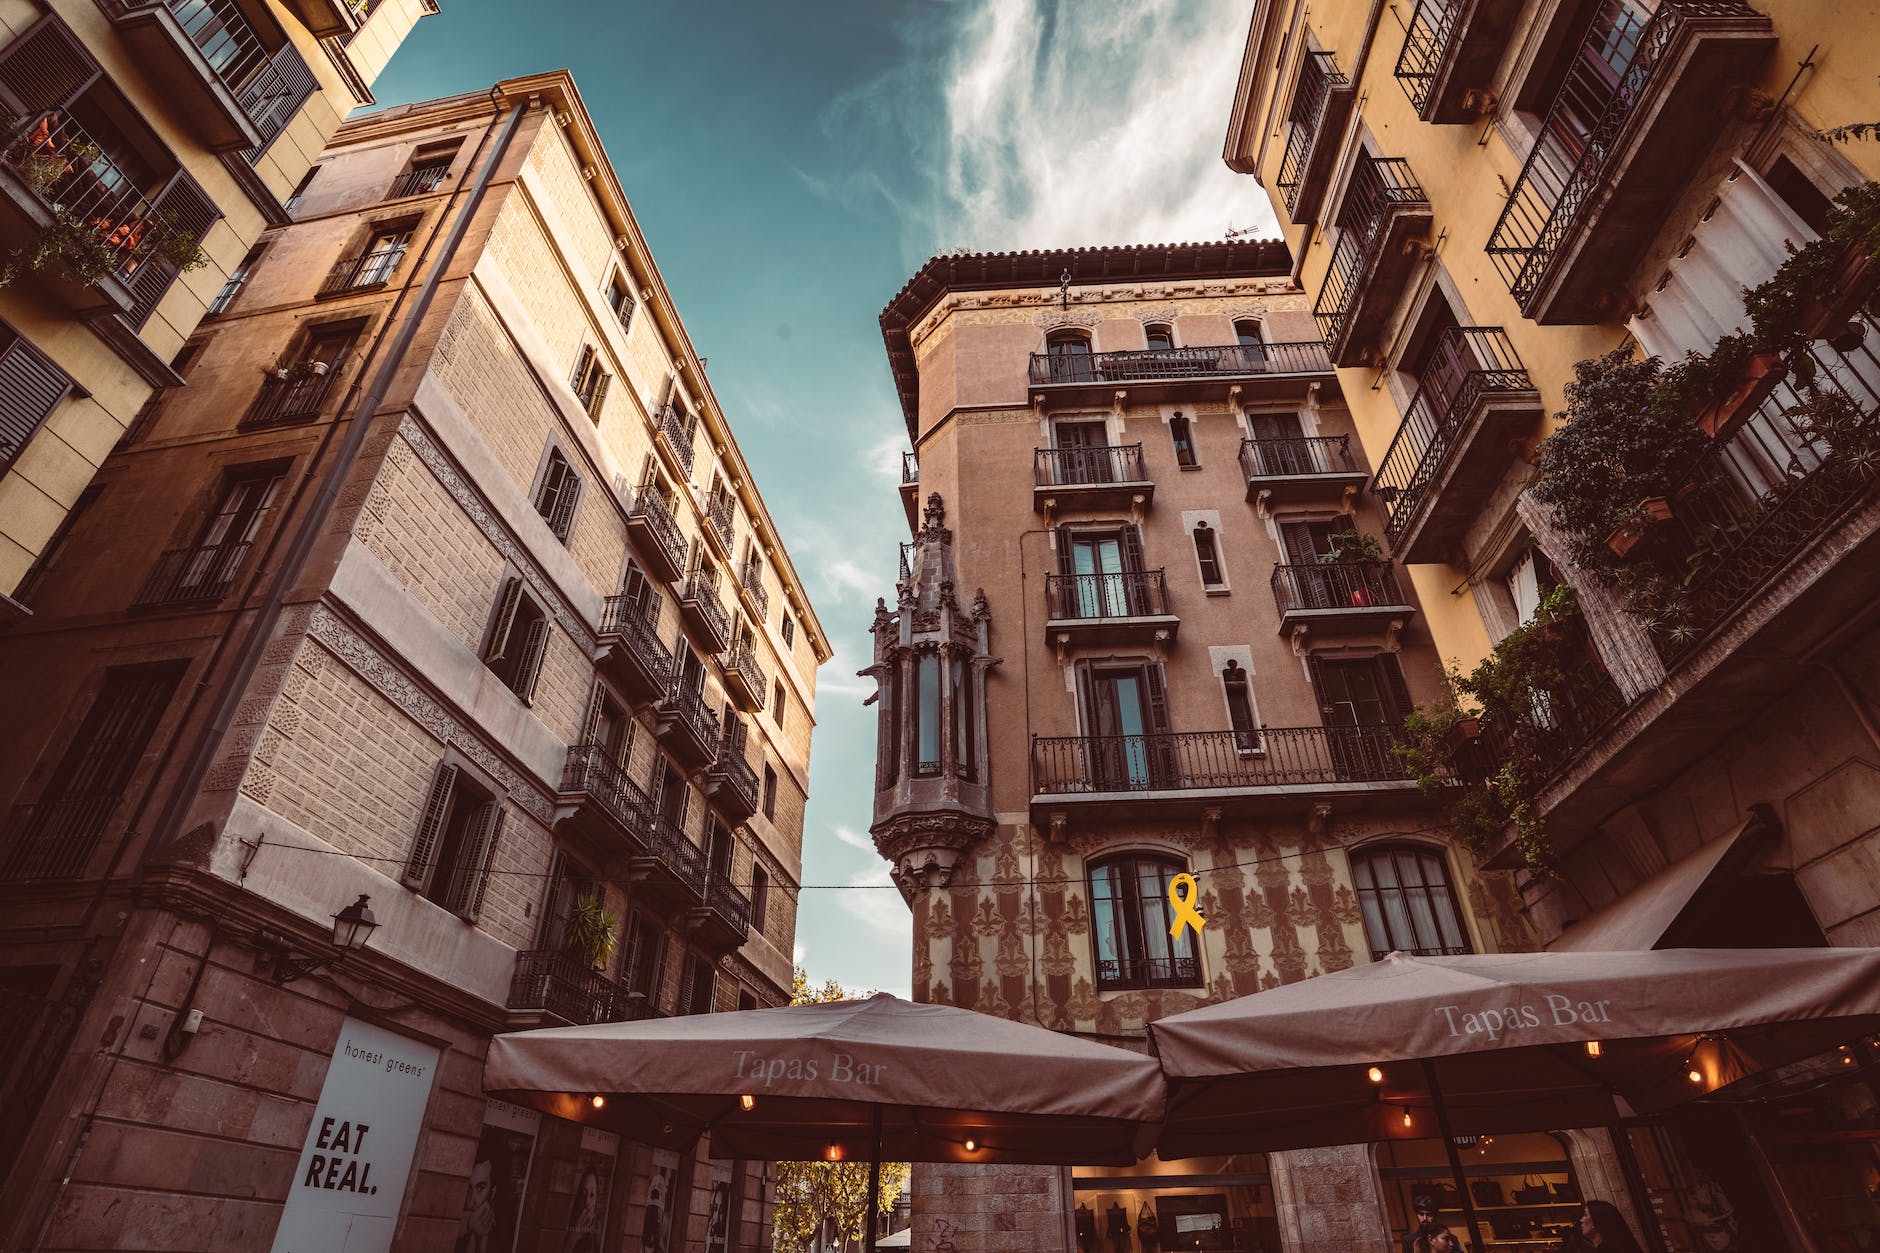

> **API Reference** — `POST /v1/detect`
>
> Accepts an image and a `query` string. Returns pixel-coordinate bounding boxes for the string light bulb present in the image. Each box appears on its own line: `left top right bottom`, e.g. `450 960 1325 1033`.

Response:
739 1094 756 1111
590 1095 606 1110
1585 1040 1602 1058
1367 1066 1385 1084
826 1144 843 1162
1687 1067 1704 1085
1402 1108 1413 1128
963 1139 977 1153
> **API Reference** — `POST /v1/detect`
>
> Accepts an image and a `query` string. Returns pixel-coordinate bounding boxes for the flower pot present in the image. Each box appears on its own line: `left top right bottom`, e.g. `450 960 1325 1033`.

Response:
1348 586 1374 607
1696 352 1787 439
1606 496 1674 559
1441 716 1482 754
1802 244 1880 342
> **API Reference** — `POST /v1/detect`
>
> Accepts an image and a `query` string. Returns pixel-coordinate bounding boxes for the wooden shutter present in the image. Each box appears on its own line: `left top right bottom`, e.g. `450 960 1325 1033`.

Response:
1121 526 1146 572
547 463 583 540
239 44 317 160
515 615 551 702
0 332 76 472
587 370 609 418
580 682 605 746
0 13 102 114
571 344 594 391
1375 653 1414 725
453 802 506 922
484 577 523 661
1121 527 1149 614
1279 522 1316 567
1304 654 1335 721
126 171 221 326
403 762 458 889
1143 664 1172 735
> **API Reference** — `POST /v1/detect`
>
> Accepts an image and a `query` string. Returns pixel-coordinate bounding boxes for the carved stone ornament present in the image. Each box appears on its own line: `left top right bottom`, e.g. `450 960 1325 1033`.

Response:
872 810 995 903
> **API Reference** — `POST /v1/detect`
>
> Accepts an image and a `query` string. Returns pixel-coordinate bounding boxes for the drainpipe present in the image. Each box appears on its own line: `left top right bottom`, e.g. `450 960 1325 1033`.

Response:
134 88 532 879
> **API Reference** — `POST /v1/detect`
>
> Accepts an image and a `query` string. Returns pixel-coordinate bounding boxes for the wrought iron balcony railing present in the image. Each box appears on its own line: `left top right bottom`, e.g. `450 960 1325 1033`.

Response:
704 871 752 937
710 734 760 812
507 949 662 1025
667 683 721 751
134 541 251 606
318 243 406 295
1028 341 1331 386
680 571 729 646
1034 444 1148 487
1096 955 1202 991
1044 569 1171 621
625 481 687 576
1238 435 1361 480
1483 0 1764 309
387 162 450 199
1394 0 1465 115
559 743 651 841
1373 327 1535 548
1270 561 1411 615
240 365 339 429
1313 157 1429 350
708 494 735 550
2 111 166 287
1277 50 1349 217
598 594 674 685
740 562 769 619
645 811 707 897
657 404 696 475
1032 725 1412 796
726 640 768 701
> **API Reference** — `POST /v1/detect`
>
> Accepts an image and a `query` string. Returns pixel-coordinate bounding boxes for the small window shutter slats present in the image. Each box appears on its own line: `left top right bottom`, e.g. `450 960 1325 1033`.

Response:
587 370 609 418
571 344 594 390
404 762 458 889
0 333 75 472
238 43 318 162
451 802 505 922
126 171 221 327
516 615 550 703
485 577 523 661
0 14 102 113
1376 654 1414 726
1144 663 1172 736
1304 654 1335 721
546 460 582 540
580 682 605 746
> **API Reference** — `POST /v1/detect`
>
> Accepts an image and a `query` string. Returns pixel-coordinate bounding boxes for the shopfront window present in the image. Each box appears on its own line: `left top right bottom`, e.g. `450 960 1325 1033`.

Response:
1380 1131 1582 1253
1074 1153 1277 1253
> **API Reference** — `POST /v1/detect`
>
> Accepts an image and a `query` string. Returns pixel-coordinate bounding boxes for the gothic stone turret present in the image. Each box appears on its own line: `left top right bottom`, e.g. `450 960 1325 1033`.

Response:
862 494 999 901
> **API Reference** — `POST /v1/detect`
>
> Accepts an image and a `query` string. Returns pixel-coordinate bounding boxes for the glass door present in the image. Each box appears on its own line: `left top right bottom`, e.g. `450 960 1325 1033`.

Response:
1071 533 1130 618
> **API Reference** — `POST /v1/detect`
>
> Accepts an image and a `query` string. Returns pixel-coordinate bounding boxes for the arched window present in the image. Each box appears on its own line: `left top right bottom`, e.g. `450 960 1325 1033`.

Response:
1221 661 1258 753
1349 845 1472 961
1088 854 1202 989
1193 522 1223 586
1144 323 1175 351
1044 329 1093 382
914 652 941 775
1234 319 1264 346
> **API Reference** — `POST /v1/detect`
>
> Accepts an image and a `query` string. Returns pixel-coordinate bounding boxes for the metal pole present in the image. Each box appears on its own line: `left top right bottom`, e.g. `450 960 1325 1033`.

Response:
864 1105 884 1253
1421 1060 1483 1253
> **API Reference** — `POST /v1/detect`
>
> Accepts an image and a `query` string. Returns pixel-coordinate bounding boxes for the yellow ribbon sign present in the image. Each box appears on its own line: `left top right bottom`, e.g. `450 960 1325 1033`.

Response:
1167 873 1206 939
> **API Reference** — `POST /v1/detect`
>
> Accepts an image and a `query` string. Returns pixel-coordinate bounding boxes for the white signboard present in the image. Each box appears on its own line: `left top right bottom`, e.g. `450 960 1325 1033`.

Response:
271 1016 441 1253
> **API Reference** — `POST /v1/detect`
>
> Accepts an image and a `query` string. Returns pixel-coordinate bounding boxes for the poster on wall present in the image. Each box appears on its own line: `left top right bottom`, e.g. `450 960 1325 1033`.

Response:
561 1126 618 1253
455 1099 542 1253
642 1147 681 1253
270 1017 441 1253
705 1163 733 1253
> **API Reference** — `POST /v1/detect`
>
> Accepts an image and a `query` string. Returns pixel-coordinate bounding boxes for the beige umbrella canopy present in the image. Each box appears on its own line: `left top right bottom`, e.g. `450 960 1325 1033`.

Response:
1149 947 1880 1158
483 992 1165 1167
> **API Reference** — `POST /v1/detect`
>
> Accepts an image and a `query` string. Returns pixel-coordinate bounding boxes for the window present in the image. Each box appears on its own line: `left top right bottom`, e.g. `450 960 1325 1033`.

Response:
680 953 716 1016
1309 654 1413 779
913 654 940 775
0 320 77 475
1052 419 1116 485
1169 414 1198 468
772 679 787 724
209 244 265 315
1222 661 1259 753
607 273 637 334
1075 660 1172 790
750 864 769 932
1042 329 1094 382
1088 855 1201 990
390 142 457 198
780 614 795 649
242 321 357 429
737 990 757 1013
1764 154 1834 236
1234 319 1264 346
1350 845 1472 961
761 764 778 821
1193 522 1224 587
354 226 412 287
532 446 584 543
623 910 664 1002
0 662 184 881
140 465 285 604
1056 526 1151 618
400 759 504 919
570 344 610 419
1144 323 1175 350
284 165 320 215
952 653 975 782
484 577 551 701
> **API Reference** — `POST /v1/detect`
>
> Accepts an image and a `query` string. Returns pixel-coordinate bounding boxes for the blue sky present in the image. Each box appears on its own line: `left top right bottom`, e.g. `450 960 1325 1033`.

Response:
374 0 1277 998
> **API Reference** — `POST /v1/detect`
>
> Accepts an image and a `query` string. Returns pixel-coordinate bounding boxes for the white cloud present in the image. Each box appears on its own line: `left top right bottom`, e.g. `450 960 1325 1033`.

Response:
932 0 1275 252
830 824 876 853
839 858 914 945
793 942 806 965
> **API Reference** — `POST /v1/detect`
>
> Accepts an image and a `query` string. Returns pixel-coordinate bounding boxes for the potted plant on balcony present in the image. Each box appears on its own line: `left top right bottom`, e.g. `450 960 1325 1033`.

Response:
1318 529 1386 604
1603 495 1677 559
562 890 620 972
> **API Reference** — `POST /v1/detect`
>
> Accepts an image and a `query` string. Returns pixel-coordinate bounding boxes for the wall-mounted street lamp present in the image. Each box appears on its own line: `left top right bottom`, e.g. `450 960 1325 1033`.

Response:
260 894 379 984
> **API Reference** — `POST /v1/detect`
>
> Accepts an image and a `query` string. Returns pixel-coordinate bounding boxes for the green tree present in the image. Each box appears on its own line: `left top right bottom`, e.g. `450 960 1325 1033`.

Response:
772 968 910 1253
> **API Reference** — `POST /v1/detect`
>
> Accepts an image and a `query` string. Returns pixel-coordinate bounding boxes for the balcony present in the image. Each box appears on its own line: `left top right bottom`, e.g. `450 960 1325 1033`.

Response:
555 743 651 860
631 812 707 908
596 596 673 704
1484 1 1775 323
1033 444 1153 514
705 733 760 823
689 872 752 953
240 363 338 430
655 684 720 769
1031 725 1423 820
1314 157 1433 366
656 404 696 476
1394 0 1523 124
1239 436 1370 509
899 451 919 531
387 163 450 200
739 561 769 621
278 0 363 38
99 0 297 152
621 477 687 582
1270 562 1416 642
707 492 735 556
1276 49 1356 224
506 949 662 1028
1042 569 1179 648
133 541 251 607
1097 956 1201 992
1027 341 1332 404
1373 327 1543 562
724 640 768 714
318 244 405 297
678 571 731 654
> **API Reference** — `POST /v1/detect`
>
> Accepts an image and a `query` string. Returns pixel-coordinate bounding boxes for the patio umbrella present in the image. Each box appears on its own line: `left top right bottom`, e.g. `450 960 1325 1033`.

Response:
1148 949 1880 1247
483 993 1166 1252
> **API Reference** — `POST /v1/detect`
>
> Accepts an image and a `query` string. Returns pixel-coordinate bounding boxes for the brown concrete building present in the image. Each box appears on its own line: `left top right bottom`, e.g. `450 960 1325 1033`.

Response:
868 244 1544 1253
1224 0 1880 1249
0 0 436 612
0 72 827 1252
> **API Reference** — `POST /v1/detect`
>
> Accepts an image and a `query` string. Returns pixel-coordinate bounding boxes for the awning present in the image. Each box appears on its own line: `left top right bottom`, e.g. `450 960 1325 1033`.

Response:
1549 804 1779 953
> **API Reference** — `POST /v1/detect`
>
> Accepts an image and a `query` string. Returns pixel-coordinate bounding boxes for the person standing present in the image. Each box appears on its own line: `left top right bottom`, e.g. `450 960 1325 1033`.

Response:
1402 1196 1452 1253
1568 1200 1646 1253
